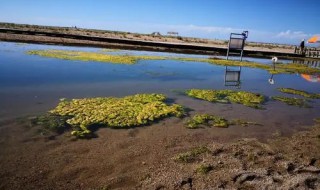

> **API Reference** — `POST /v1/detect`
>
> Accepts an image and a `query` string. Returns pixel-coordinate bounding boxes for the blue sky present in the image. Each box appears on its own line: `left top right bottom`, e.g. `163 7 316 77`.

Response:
1 0 319 44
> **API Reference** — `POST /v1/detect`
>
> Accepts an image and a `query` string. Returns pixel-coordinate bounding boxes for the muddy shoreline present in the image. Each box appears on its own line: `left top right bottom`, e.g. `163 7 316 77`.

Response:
0 116 320 189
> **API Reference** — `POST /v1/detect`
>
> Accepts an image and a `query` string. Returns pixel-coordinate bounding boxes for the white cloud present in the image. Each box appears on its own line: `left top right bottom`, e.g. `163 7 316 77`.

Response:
275 30 309 40
154 24 243 34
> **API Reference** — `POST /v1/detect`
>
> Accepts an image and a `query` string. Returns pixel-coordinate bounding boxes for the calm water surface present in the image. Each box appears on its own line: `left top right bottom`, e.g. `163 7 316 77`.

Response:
1 42 320 138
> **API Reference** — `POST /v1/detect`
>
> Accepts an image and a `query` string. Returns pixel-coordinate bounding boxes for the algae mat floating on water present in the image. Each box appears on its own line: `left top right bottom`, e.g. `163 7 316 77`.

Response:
206 58 320 75
272 96 312 108
44 94 184 138
277 88 320 99
186 89 265 109
27 50 320 74
27 50 166 64
185 113 260 129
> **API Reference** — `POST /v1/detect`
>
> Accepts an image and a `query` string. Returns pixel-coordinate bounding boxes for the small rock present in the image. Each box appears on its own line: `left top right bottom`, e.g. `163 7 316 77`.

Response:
286 163 295 173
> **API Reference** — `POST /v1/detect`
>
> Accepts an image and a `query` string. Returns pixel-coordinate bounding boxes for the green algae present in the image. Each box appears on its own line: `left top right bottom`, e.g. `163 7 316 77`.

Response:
210 58 320 75
48 94 184 138
185 114 260 129
27 50 320 74
173 57 320 75
173 146 209 163
278 88 320 99
99 48 120 52
186 114 228 128
186 89 265 109
228 119 261 127
31 113 72 133
272 96 312 108
27 50 165 64
196 164 214 174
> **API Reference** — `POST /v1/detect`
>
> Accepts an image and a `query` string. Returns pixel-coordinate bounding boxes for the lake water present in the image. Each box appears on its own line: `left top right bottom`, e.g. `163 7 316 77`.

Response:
1 42 320 139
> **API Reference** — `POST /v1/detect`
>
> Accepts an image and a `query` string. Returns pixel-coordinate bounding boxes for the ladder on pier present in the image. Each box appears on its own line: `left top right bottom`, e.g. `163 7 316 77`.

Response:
224 31 248 88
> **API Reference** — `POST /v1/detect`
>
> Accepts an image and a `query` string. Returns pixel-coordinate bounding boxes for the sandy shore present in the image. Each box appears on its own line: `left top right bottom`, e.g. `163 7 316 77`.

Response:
0 116 319 189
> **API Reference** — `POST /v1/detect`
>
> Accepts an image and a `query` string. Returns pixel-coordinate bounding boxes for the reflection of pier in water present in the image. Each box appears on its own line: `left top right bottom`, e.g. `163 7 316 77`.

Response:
294 47 320 58
292 59 320 68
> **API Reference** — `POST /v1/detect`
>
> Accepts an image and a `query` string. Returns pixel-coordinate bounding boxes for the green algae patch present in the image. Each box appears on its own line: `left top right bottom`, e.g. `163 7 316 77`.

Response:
205 58 320 75
186 89 265 109
185 114 260 129
174 57 320 75
272 96 312 108
27 50 320 74
99 48 120 52
27 50 165 64
173 146 210 163
186 114 228 129
196 164 214 174
49 94 184 138
30 113 72 134
278 88 320 99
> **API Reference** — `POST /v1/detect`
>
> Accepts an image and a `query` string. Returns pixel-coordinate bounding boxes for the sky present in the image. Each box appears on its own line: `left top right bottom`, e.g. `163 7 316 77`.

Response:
1 0 319 44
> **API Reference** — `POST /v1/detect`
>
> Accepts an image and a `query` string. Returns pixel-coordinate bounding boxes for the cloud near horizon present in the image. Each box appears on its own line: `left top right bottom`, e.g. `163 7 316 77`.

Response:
275 30 309 40
153 24 313 44
1 17 313 44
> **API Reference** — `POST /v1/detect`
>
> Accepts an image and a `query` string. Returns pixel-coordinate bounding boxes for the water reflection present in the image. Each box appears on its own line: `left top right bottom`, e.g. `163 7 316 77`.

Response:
301 74 320 83
292 59 320 68
224 66 241 88
268 57 277 85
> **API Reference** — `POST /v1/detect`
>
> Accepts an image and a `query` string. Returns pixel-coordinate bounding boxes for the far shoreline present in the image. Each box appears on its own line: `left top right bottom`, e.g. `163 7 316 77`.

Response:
0 22 307 59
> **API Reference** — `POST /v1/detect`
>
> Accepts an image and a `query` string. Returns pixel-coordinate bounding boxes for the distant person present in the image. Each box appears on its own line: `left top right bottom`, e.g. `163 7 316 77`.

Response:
300 39 305 55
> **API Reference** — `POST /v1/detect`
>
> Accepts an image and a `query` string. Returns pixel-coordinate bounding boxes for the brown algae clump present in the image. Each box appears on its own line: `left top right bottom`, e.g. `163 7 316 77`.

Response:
28 50 165 64
272 96 312 108
186 89 265 109
185 114 259 129
278 88 320 99
49 94 184 138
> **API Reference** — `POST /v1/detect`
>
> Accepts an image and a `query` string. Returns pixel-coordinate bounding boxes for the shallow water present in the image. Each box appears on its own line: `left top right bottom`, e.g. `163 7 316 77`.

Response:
0 42 320 139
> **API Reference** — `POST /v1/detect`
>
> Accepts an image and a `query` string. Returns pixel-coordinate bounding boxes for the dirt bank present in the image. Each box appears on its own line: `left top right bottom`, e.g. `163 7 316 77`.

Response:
0 23 296 57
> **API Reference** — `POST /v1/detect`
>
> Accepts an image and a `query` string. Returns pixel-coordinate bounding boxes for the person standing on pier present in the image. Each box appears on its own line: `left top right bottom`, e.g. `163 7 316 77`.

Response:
300 39 305 55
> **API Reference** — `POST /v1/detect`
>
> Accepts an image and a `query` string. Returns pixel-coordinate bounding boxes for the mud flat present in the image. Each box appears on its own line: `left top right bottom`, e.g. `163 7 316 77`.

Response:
0 116 320 189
